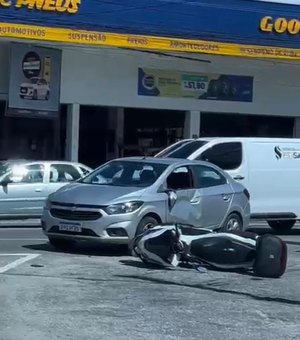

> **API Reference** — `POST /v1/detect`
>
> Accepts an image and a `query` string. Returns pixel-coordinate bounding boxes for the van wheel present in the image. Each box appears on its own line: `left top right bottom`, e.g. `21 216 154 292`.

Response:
267 220 295 233
135 216 159 237
220 213 243 232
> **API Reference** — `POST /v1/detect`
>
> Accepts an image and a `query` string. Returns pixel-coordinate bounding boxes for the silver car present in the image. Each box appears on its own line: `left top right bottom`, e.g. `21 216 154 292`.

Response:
0 160 92 220
42 157 250 248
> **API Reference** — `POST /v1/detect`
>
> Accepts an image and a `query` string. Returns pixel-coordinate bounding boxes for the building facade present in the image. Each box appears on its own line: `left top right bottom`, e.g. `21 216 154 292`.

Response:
0 0 300 167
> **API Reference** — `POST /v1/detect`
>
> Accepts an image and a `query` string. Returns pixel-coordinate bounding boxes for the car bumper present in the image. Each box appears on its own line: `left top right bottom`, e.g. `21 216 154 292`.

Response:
41 208 140 245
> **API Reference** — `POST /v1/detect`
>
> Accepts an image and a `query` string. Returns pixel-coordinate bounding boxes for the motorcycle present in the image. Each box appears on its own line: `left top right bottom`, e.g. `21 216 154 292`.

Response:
131 224 287 278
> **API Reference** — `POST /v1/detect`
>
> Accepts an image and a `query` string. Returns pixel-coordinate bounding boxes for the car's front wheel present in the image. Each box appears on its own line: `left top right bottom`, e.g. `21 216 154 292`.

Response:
135 216 159 237
48 237 75 250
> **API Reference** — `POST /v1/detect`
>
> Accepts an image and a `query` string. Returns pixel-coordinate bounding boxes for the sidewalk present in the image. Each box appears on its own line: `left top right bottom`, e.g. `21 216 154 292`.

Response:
0 219 41 228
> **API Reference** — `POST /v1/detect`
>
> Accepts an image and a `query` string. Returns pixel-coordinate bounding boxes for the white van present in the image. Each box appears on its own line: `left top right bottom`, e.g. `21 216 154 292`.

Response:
155 137 300 232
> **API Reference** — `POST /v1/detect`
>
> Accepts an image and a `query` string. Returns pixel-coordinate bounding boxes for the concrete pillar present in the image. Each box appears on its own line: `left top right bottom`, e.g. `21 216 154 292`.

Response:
107 107 124 160
66 103 80 162
293 117 300 137
184 110 201 139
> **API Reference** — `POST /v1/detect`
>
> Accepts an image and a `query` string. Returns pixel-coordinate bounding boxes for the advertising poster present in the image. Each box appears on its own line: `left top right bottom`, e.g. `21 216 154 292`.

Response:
7 43 62 118
138 68 253 102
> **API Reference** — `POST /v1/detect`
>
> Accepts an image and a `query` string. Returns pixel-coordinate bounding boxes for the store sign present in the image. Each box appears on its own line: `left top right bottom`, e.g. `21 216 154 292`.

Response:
7 43 61 119
255 0 300 4
0 0 81 13
138 68 253 103
260 16 300 35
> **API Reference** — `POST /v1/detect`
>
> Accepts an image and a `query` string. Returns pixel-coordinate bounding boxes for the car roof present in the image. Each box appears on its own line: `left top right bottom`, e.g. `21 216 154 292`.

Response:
111 156 210 166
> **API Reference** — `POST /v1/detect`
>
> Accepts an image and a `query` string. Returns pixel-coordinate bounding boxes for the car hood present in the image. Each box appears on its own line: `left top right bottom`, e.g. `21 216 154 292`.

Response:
49 182 147 206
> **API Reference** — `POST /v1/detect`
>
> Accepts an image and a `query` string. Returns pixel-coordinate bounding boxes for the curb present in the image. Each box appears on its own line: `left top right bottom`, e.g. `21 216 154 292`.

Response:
0 220 41 228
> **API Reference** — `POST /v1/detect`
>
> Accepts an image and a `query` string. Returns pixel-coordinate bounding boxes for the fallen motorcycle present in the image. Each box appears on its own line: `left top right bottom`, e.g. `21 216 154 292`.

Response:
131 224 287 278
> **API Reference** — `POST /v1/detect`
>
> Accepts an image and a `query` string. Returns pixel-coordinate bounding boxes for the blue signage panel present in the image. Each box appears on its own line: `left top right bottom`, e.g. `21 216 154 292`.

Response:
1 0 300 48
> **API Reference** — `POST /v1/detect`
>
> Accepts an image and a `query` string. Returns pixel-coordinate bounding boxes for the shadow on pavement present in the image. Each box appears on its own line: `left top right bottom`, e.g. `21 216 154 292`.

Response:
119 259 261 278
247 226 300 236
22 242 129 257
115 274 300 306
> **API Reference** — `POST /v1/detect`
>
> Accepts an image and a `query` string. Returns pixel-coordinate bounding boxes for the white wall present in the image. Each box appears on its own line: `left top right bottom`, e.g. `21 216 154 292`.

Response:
0 41 299 117
60 46 300 117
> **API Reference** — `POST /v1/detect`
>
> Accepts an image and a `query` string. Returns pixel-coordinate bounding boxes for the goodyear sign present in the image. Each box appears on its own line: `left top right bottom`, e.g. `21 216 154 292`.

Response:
0 0 80 13
260 16 300 35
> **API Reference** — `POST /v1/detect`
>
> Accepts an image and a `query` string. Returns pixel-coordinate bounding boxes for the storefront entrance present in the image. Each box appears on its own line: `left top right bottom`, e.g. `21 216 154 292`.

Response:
201 112 294 138
123 108 185 156
78 106 109 168
0 101 60 160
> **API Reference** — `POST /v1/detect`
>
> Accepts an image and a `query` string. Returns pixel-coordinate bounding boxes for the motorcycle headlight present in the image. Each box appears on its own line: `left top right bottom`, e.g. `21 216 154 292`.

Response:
104 201 143 215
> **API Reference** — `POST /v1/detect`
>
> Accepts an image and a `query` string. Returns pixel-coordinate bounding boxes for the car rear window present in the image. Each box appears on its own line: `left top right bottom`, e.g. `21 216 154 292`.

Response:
164 141 208 159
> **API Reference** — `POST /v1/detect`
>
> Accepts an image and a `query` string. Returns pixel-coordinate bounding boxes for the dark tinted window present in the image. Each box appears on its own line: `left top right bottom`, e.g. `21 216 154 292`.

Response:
156 140 192 158
196 142 242 170
164 141 208 159
192 165 227 188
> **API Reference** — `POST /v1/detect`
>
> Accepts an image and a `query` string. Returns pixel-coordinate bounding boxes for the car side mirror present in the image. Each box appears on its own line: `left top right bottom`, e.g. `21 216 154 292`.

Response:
166 190 177 211
0 177 12 186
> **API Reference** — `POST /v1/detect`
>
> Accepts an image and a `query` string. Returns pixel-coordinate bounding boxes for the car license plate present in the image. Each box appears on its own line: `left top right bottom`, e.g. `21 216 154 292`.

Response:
59 222 82 233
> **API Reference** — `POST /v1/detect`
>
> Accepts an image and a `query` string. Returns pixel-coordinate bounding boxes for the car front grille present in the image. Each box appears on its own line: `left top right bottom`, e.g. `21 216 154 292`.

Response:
50 208 102 221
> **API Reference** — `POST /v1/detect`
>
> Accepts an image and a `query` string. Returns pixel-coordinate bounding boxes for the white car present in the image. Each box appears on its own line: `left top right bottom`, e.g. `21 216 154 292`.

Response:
20 77 50 100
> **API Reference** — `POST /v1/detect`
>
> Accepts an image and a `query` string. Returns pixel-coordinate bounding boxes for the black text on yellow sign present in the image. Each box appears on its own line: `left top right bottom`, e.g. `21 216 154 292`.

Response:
260 16 300 35
0 0 81 14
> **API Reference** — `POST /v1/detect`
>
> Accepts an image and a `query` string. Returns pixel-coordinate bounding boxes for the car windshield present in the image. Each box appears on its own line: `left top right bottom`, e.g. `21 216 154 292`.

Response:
156 140 192 158
80 160 169 187
30 78 39 84
163 140 208 159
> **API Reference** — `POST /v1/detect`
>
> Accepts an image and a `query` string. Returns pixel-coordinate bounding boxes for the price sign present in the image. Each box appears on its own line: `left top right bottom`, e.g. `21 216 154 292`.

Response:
181 75 208 92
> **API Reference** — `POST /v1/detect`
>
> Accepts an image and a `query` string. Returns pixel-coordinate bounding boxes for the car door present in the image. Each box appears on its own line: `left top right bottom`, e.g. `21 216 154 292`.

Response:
0 163 47 218
164 165 200 226
190 164 234 228
46 163 83 195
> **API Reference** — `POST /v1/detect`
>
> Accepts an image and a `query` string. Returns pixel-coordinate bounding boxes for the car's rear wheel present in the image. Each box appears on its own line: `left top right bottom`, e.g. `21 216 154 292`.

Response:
45 91 49 100
48 237 75 250
220 213 243 232
267 220 295 233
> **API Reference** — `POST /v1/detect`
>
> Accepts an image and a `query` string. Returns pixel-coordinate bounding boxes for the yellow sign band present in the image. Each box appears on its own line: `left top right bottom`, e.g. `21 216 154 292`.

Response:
1 22 300 60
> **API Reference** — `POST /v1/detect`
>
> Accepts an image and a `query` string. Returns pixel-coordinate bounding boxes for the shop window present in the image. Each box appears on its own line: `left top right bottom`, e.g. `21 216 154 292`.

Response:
50 164 81 183
197 142 242 170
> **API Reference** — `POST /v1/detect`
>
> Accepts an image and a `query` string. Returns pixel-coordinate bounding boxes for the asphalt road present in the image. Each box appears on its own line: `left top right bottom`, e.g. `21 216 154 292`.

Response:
0 224 300 340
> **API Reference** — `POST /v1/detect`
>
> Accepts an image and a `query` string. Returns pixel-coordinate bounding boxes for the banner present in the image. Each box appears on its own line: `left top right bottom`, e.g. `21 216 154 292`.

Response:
138 68 253 103
8 43 61 119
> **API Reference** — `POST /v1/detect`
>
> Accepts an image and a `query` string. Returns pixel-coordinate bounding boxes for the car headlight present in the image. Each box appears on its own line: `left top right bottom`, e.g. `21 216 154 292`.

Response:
43 198 51 210
104 201 143 215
